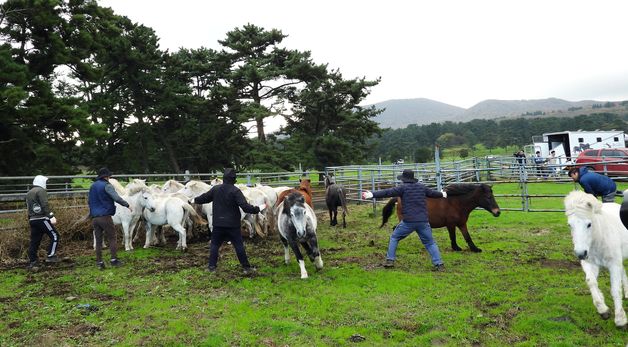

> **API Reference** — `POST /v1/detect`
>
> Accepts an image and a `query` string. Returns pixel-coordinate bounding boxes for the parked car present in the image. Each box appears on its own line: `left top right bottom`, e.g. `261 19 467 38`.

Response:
574 148 628 175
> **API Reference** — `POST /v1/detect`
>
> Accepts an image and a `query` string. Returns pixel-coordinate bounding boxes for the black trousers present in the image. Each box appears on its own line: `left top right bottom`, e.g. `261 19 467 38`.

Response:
209 226 250 269
28 219 59 263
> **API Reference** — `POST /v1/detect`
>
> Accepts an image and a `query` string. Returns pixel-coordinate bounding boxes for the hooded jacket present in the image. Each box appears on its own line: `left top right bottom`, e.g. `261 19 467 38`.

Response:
26 175 53 220
577 166 616 197
193 170 260 228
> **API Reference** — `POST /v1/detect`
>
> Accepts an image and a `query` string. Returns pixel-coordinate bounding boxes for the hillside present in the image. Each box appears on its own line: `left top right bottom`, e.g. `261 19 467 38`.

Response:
371 98 465 128
372 97 627 128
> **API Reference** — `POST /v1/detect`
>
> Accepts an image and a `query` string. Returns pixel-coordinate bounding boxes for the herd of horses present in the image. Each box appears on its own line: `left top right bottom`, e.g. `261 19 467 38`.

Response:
88 170 628 328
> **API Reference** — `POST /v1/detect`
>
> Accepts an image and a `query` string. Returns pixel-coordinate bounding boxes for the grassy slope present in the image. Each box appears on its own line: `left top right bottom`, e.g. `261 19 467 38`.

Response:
1 188 627 346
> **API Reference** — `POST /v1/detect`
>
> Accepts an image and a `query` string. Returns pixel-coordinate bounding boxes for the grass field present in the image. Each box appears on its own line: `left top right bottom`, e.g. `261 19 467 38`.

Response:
2 185 628 346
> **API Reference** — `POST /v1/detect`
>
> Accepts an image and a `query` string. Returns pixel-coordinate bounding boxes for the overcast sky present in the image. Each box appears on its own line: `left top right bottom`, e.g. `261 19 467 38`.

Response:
99 0 628 110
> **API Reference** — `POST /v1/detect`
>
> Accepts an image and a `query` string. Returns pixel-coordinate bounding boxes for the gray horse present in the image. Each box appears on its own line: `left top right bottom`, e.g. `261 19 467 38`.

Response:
277 192 323 279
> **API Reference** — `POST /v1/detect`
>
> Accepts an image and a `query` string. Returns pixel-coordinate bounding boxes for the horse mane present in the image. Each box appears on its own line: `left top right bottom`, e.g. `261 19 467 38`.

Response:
108 178 127 195
444 183 485 197
564 190 602 217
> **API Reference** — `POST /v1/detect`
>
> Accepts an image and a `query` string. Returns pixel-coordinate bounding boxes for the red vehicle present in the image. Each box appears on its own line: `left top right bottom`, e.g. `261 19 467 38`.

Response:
574 148 628 175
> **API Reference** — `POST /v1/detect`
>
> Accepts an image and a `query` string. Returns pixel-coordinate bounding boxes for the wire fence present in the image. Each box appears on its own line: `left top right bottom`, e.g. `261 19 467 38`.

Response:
2 155 627 217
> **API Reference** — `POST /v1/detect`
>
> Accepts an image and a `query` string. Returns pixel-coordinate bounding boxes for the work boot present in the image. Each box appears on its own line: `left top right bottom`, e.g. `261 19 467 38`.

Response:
45 255 60 263
207 266 217 273
383 259 395 268
28 261 40 271
97 261 106 270
110 259 123 267
433 264 445 272
242 267 257 276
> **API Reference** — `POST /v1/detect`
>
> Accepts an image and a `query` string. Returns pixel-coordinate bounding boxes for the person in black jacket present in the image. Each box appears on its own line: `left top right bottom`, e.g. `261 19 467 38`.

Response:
25 175 60 270
191 168 266 274
88 168 131 270
362 169 446 271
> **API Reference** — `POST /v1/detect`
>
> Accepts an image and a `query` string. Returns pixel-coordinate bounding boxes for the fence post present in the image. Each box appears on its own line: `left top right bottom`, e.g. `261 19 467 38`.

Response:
358 166 363 202
435 144 442 190
247 174 252 187
371 170 376 214
184 169 190 182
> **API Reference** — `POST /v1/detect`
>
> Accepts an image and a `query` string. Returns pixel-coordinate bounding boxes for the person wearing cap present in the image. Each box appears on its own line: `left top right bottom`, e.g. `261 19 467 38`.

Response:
191 168 266 275
361 169 447 271
25 175 61 270
568 166 617 203
88 167 132 269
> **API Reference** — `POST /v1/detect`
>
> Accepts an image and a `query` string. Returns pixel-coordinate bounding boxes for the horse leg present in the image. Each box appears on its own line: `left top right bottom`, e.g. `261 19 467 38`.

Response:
122 222 131 251
172 224 187 252
580 260 611 320
459 223 481 252
447 225 463 251
288 240 308 279
332 207 338 226
143 222 154 249
303 236 323 270
158 225 167 245
622 268 628 299
608 264 628 327
280 235 290 265
342 209 346 229
328 208 334 226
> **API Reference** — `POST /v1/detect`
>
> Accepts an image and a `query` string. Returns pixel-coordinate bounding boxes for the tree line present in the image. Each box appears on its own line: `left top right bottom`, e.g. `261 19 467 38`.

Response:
0 0 381 176
371 113 628 162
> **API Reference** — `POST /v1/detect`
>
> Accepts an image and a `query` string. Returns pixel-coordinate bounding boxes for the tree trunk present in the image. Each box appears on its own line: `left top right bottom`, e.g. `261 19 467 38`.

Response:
256 117 265 143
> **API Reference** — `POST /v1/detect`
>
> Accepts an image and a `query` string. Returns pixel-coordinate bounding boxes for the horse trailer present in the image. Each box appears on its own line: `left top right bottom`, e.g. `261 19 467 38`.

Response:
527 130 626 160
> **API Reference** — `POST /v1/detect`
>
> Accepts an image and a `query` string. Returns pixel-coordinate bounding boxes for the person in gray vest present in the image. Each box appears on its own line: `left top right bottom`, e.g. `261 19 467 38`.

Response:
25 175 60 270
88 168 132 269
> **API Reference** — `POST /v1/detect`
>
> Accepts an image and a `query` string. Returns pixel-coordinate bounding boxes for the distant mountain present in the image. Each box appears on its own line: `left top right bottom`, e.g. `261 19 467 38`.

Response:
371 98 465 129
462 98 597 120
370 97 623 128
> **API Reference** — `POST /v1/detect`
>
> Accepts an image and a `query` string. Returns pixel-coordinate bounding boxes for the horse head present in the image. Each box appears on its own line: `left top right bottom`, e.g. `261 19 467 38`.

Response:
324 174 336 188
565 190 603 260
284 192 308 238
478 184 501 217
444 184 501 217
140 191 157 212
126 179 148 196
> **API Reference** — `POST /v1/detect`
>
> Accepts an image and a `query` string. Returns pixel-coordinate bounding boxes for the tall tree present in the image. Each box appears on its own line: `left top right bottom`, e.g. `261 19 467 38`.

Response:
219 24 325 142
282 71 382 169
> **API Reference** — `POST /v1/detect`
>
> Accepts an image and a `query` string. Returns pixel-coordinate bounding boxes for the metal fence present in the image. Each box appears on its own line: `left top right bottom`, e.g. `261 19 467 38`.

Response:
2 155 627 215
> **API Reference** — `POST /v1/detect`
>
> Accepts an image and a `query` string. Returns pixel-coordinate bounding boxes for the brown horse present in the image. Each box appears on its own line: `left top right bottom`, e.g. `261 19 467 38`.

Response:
381 183 501 252
275 178 313 209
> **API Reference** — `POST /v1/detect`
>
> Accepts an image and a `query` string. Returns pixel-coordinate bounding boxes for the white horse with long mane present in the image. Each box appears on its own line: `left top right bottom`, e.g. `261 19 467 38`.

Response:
139 190 206 251
564 190 628 328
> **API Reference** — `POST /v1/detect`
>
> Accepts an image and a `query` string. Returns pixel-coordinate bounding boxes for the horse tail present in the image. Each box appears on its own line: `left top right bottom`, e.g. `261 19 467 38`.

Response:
183 202 207 225
339 187 349 215
380 198 397 228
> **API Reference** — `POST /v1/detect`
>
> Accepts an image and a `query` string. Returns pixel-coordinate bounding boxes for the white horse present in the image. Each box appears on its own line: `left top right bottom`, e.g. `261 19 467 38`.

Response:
178 180 216 233
139 191 205 251
241 186 273 238
162 179 184 193
277 192 323 279
564 190 628 328
111 180 148 251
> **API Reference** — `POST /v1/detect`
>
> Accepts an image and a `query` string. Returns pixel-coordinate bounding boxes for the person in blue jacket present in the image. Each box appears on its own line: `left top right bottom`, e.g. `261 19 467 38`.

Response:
362 169 447 271
88 168 132 269
568 167 617 202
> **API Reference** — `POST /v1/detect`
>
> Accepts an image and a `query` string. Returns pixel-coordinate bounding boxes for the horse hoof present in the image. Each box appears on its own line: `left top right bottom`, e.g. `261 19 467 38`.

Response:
600 311 611 320
452 246 463 251
471 248 483 253
301 274 308 279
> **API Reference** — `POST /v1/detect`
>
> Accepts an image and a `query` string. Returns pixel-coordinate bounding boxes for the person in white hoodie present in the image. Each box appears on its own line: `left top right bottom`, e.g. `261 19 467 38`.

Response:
25 175 60 270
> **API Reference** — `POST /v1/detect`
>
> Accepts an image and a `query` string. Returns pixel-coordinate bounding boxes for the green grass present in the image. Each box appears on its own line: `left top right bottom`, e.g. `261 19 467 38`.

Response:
1 190 628 346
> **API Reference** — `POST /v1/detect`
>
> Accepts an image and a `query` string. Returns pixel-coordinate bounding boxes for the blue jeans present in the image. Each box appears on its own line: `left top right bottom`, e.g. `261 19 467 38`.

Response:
387 221 443 266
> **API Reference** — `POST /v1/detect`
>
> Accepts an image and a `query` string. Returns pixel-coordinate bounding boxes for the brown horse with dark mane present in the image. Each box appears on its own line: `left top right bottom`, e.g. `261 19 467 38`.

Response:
275 178 313 208
381 183 500 252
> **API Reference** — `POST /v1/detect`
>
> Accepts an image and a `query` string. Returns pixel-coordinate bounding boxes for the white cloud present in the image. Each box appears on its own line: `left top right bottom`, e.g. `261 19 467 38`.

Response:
100 0 628 109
